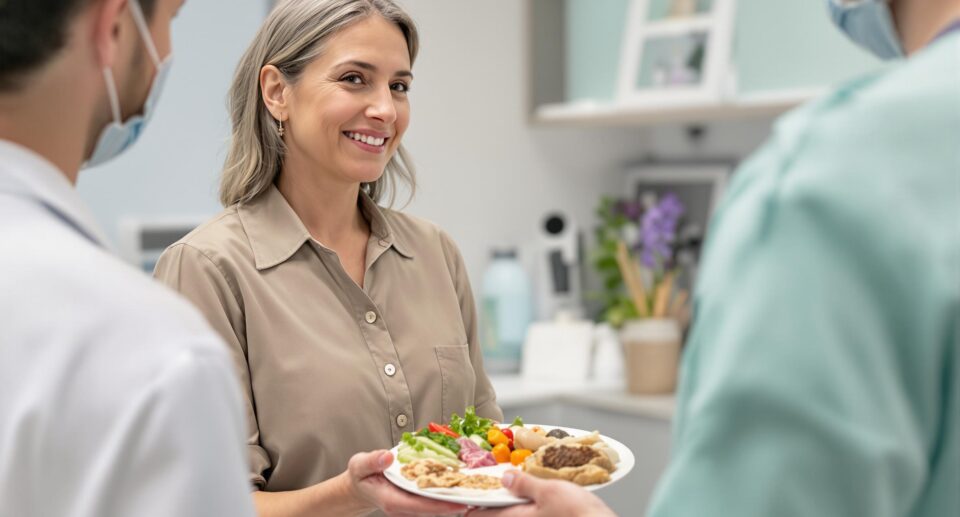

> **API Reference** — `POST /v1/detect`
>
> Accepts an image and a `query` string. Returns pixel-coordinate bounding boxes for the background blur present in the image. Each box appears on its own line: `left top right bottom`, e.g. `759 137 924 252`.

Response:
75 2 885 513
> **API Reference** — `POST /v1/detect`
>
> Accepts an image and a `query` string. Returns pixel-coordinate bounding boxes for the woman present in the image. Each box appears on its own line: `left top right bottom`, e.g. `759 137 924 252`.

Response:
154 1 501 515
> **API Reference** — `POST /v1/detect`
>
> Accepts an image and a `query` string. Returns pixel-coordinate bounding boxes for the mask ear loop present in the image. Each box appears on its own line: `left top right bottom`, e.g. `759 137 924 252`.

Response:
128 0 162 67
101 68 123 124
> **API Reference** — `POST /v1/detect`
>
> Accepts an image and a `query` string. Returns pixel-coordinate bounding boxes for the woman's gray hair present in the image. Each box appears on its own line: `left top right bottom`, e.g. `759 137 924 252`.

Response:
220 0 419 207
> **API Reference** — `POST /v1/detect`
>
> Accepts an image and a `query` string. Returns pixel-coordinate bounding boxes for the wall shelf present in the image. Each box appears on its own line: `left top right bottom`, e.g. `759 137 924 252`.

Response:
530 89 824 127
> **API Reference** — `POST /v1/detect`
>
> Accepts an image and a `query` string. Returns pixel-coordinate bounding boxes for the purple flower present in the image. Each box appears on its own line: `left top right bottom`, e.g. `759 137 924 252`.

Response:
639 193 684 269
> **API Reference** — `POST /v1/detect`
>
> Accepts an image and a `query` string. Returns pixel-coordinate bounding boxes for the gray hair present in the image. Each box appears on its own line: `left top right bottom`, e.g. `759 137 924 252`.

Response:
220 0 419 207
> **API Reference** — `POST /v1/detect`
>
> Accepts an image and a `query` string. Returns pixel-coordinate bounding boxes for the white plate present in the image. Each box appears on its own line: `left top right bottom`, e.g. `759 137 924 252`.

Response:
383 425 635 508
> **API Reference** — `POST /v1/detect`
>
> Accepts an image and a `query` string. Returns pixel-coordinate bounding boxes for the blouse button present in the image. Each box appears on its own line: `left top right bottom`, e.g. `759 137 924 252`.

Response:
396 414 408 427
364 311 378 324
384 363 397 376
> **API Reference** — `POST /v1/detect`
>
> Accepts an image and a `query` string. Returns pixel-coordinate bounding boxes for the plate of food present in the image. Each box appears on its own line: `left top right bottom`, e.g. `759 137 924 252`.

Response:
382 407 635 508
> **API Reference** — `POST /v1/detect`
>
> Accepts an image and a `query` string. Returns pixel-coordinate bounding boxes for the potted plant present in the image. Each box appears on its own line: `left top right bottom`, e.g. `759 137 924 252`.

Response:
592 191 693 394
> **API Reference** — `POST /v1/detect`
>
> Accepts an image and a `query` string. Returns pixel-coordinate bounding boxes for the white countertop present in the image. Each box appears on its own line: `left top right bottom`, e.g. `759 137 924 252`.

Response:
488 375 676 421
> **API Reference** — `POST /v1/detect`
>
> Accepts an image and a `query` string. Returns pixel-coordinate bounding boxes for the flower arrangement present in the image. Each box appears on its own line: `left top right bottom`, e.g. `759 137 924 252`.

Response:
593 191 694 327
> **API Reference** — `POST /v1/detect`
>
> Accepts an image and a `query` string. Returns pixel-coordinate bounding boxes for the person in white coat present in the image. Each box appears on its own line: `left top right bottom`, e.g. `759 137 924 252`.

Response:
0 1 252 515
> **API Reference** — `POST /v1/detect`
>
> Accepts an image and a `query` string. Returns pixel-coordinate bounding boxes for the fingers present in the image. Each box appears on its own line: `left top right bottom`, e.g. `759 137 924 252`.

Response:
347 449 393 480
500 471 545 500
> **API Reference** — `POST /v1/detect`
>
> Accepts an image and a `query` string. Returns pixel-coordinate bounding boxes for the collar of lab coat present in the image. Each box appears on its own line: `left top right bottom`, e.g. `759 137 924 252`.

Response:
0 139 110 248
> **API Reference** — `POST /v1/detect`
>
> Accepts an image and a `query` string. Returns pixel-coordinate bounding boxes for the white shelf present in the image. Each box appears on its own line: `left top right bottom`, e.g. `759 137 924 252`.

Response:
531 88 825 127
642 14 715 38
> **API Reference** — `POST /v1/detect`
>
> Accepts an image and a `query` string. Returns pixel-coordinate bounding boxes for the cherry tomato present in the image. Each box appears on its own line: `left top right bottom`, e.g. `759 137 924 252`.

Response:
501 428 514 441
492 443 511 463
487 428 509 447
510 448 533 466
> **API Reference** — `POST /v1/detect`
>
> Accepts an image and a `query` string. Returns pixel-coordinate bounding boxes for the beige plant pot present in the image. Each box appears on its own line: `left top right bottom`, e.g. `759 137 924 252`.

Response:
620 318 681 395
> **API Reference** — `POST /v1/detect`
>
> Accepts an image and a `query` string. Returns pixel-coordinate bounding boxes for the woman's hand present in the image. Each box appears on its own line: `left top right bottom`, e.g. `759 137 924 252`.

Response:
346 450 468 516
467 471 616 517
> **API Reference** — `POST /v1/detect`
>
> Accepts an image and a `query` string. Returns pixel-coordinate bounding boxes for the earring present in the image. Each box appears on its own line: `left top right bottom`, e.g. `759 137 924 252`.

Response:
277 118 285 137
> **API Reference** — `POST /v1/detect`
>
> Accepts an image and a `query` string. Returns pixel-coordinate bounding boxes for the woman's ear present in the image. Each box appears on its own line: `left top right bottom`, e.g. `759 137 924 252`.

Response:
260 64 289 121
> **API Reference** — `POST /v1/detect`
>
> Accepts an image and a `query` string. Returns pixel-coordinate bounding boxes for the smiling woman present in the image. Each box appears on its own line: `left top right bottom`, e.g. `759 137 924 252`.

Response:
152 1 502 517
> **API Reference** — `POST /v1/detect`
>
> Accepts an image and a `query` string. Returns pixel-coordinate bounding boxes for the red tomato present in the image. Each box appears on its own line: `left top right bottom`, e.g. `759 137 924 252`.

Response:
501 428 514 440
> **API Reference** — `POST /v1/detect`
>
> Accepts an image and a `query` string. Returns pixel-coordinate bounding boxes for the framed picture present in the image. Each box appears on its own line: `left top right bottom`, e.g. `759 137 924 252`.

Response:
623 161 732 290
618 0 735 107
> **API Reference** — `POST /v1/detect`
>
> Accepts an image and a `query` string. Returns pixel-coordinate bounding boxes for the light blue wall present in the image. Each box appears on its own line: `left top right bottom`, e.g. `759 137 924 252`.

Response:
734 0 882 94
77 0 267 245
561 0 882 102
565 0 630 102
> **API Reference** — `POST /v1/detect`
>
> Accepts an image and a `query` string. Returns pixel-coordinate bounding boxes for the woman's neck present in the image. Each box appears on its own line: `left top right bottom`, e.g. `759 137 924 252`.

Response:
276 162 368 248
893 0 960 55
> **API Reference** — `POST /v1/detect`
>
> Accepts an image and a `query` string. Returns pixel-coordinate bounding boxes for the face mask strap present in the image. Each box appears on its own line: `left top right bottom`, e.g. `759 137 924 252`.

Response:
101 68 123 124
128 0 162 67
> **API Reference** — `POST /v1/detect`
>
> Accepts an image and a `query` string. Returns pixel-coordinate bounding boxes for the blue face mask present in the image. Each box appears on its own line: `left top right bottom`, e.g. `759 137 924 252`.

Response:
85 0 173 168
827 0 905 60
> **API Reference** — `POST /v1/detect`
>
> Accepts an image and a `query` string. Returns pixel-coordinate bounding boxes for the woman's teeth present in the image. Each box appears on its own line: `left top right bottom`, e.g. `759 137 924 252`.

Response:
346 132 385 146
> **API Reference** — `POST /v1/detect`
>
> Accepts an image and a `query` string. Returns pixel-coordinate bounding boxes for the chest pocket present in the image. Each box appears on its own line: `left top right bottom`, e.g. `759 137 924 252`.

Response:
435 345 477 420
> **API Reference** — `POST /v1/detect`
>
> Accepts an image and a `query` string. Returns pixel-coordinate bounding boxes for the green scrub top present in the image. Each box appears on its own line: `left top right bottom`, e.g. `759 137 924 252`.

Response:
648 34 959 517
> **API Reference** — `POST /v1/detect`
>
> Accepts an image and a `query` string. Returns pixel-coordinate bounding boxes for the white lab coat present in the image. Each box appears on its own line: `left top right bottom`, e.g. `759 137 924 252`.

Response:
0 140 255 517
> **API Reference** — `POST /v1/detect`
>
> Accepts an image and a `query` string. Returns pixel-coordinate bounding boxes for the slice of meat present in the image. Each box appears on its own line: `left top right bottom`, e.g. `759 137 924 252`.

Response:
541 445 599 469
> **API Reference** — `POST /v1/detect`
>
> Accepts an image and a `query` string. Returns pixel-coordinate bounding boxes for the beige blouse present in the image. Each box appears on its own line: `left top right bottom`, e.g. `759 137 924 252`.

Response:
154 185 502 491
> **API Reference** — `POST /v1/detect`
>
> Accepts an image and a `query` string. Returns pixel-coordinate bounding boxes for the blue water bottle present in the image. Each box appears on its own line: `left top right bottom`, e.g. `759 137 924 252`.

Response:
480 248 533 374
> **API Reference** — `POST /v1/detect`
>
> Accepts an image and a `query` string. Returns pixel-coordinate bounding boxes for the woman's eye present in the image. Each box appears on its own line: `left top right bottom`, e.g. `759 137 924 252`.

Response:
391 82 410 93
342 74 364 85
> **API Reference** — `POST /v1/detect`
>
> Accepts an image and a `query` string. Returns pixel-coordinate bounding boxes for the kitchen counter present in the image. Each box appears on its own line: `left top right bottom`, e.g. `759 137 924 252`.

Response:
489 375 676 421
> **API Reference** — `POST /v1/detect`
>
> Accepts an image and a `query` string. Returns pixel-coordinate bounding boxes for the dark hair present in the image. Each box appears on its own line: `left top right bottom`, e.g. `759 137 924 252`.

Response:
0 0 158 92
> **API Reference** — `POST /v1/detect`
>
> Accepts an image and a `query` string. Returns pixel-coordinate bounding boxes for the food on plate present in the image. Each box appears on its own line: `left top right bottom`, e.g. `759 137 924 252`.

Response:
392 408 627 495
400 459 502 491
457 436 497 468
448 406 495 438
509 448 533 466
522 432 619 486
513 426 556 452
400 458 451 480
398 432 463 468
491 443 511 463
417 471 467 489
457 474 502 490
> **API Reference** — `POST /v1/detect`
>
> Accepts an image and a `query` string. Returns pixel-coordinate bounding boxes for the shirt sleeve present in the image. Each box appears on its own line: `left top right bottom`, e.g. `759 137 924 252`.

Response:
438 229 503 422
647 161 933 516
154 243 272 490
103 347 256 517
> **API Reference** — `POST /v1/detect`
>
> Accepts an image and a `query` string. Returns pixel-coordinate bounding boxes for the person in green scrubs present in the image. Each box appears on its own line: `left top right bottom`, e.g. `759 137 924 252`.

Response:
471 1 960 516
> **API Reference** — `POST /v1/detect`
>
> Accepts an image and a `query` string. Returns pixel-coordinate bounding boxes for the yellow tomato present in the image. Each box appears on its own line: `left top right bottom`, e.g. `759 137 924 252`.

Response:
510 448 533 466
491 443 511 463
487 428 509 447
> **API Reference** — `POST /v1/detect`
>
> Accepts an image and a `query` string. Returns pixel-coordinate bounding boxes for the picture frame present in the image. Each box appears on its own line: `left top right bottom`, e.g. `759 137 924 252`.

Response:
623 161 733 290
617 0 735 107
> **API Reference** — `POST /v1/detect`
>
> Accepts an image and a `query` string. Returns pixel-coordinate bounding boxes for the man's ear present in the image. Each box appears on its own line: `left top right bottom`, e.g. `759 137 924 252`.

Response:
92 0 131 69
260 65 290 121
